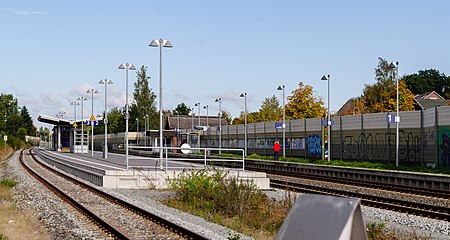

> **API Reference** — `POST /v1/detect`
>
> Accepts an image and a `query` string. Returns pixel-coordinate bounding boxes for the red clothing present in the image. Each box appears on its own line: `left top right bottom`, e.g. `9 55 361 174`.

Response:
274 142 280 152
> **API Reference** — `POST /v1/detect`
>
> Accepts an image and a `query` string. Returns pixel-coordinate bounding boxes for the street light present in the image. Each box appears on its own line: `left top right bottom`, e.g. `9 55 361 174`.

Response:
144 114 148 146
77 96 87 154
389 61 400 167
240 92 247 156
149 38 173 162
195 102 201 148
87 88 99 157
215 98 222 154
191 107 194 130
321 74 331 161
99 79 113 159
136 117 139 146
203 105 209 127
59 110 66 119
71 101 79 152
194 103 201 126
119 63 136 170
277 85 286 158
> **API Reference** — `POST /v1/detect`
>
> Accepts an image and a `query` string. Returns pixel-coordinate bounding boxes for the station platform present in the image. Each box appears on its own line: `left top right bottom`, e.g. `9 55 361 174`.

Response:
33 148 270 190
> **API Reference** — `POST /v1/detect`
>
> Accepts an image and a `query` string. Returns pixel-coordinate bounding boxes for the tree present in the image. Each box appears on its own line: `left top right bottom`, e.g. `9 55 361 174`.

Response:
285 82 326 119
107 107 125 134
0 94 19 134
20 106 36 135
258 95 282 122
174 103 191 115
362 57 415 113
221 111 232 124
129 65 158 131
16 127 27 140
402 69 450 99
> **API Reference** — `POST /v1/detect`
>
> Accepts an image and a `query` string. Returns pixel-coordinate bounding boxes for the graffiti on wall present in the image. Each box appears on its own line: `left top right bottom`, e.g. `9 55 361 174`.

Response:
439 127 450 167
307 134 322 157
342 130 421 163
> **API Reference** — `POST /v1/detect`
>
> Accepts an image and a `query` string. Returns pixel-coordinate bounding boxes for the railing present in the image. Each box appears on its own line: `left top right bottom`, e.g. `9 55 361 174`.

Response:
127 146 245 171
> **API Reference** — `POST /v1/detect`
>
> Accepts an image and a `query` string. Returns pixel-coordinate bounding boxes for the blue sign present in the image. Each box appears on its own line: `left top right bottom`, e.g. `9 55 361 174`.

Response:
275 121 283 129
85 120 99 126
386 114 396 124
322 119 335 126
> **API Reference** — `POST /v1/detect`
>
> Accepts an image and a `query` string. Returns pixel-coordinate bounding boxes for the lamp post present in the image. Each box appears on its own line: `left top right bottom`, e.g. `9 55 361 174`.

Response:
77 96 87 154
59 110 66 119
195 103 201 148
99 79 112 159
204 105 209 148
71 101 79 153
194 103 201 126
321 74 331 161
215 98 222 154
389 61 400 167
119 63 136 170
144 114 148 146
149 38 173 162
87 88 99 157
136 118 139 146
191 107 194 130
215 98 222 155
277 85 286 158
240 93 247 156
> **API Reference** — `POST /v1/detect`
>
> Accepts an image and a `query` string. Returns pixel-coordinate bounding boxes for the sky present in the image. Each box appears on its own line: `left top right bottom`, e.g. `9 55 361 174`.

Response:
1 1 450 129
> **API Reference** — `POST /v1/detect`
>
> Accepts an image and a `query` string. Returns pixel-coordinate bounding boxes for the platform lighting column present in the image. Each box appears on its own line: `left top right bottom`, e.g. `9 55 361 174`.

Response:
136 118 139 146
240 93 247 156
99 79 112 159
215 98 222 154
144 114 147 146
321 75 331 161
119 63 136 170
149 38 173 162
389 61 400 167
87 89 99 157
194 103 201 148
203 105 209 148
71 101 79 152
191 107 194 130
77 97 87 154
277 85 286 158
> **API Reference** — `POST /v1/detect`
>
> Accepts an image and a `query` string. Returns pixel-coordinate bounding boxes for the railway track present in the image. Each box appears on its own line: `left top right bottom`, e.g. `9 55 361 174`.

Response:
19 149 208 240
259 166 450 200
270 176 450 221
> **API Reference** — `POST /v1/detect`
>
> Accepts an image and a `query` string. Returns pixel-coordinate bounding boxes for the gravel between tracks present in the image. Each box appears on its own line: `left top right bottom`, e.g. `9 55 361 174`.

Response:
1 151 251 240
2 150 450 239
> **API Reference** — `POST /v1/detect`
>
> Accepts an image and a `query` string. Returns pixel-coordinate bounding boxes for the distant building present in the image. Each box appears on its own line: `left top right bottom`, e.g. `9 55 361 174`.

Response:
413 91 450 110
166 115 227 130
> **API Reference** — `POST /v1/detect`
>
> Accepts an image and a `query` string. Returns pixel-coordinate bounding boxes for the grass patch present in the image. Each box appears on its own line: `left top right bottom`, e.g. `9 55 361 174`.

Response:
0 179 16 188
166 167 294 239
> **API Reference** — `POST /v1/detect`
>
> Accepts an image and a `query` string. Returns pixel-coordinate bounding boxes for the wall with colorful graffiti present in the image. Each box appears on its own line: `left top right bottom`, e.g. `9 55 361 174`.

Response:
438 126 450 167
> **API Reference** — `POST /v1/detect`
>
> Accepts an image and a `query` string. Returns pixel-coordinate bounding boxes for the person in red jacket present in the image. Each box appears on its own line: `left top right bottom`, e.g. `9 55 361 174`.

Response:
274 140 280 161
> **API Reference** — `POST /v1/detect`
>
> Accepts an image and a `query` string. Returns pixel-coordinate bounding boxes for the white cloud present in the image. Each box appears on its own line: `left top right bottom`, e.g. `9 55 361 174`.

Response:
3 8 48 15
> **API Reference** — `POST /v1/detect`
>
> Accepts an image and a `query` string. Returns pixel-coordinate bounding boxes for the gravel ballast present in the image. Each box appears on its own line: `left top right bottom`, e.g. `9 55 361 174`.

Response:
2 150 450 239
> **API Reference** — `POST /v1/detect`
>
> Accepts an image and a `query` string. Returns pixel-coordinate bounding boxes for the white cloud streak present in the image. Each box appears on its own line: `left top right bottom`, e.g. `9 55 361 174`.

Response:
3 8 48 16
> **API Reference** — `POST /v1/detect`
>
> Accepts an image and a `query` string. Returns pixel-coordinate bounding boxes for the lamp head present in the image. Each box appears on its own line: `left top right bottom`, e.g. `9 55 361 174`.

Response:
240 93 246 98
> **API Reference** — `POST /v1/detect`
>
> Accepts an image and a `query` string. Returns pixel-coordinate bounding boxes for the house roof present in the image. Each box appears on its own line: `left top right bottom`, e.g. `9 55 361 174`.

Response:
414 99 450 110
414 91 445 100
167 115 227 130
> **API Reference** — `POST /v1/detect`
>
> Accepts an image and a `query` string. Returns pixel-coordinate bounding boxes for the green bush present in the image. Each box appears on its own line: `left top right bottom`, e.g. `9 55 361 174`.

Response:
0 233 8 240
168 167 294 234
0 178 17 188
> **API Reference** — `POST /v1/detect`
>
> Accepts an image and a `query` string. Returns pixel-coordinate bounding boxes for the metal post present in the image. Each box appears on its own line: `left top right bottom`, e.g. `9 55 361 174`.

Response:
215 98 222 154
395 62 399 167
240 93 247 156
278 85 286 158
99 79 112 159
158 40 163 162
327 75 331 161
119 63 136 170
87 89 98 157
77 97 87 154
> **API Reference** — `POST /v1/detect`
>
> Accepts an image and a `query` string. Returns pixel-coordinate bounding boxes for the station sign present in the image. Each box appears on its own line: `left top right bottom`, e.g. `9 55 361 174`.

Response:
85 120 100 126
321 119 335 126
386 114 400 124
